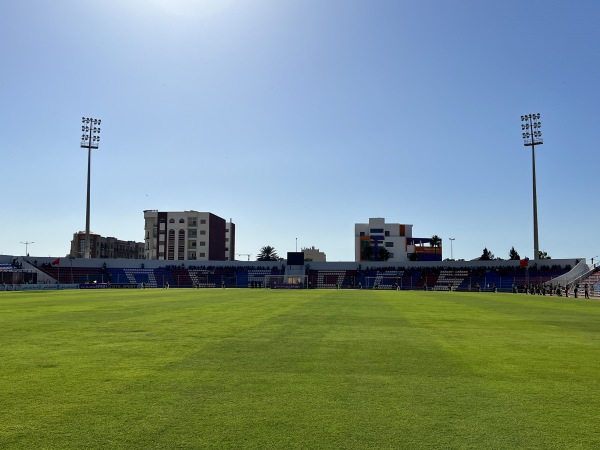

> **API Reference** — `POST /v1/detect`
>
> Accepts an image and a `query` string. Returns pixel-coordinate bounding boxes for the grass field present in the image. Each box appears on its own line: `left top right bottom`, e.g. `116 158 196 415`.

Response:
1 288 600 449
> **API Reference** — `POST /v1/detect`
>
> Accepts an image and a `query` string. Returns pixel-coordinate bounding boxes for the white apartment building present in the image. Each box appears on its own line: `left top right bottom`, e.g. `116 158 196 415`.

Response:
355 218 413 263
355 218 441 262
144 210 235 261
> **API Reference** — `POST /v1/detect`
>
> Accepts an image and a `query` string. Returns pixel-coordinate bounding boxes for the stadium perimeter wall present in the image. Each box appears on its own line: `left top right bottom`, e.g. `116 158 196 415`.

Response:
305 259 585 271
4 254 586 273
2 254 589 291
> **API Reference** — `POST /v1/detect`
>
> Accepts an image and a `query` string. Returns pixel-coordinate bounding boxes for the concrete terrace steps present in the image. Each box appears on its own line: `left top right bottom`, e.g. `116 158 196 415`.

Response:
121 268 158 287
314 270 353 288
189 270 219 288
372 270 404 290
578 270 600 297
433 270 469 291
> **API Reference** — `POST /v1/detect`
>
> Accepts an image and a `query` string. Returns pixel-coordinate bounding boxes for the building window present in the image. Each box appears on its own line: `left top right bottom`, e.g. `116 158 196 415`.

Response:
200 219 206 224
370 228 384 234
200 230 206 235
167 229 175 260
199 242 206 246
189 230 197 238
385 242 394 247
179 218 185 223
359 232 365 236
169 218 175 223
199 252 206 257
385 231 390 236
190 220 197 227
178 229 185 260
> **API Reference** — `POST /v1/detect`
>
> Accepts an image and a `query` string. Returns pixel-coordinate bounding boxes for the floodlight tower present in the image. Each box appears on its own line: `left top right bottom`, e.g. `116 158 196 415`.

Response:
520 113 543 261
81 117 101 259
20 241 34 256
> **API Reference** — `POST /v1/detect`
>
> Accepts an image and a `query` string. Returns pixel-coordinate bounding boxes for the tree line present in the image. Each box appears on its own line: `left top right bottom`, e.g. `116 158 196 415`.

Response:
478 246 551 261
255 241 551 262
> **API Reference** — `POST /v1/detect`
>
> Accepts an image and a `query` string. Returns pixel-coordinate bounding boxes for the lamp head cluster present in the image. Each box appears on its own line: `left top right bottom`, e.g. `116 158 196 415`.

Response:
521 113 542 146
81 117 101 149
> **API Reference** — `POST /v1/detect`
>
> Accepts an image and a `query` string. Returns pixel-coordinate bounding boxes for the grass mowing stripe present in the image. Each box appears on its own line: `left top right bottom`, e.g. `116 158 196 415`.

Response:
0 290 312 449
1 289 600 449
390 291 600 449
375 291 536 448
161 290 417 448
143 290 523 448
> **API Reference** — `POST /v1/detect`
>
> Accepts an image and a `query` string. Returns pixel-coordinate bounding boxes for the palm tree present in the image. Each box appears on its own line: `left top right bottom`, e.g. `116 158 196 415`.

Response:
256 245 279 261
430 235 442 254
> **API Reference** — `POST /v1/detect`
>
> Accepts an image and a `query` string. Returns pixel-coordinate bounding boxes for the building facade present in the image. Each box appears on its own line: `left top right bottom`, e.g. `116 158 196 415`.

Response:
70 232 145 259
225 221 236 262
355 218 442 263
302 246 326 262
144 210 235 261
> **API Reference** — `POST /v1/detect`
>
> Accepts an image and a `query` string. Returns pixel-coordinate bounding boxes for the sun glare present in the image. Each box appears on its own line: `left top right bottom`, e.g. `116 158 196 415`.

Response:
146 0 234 19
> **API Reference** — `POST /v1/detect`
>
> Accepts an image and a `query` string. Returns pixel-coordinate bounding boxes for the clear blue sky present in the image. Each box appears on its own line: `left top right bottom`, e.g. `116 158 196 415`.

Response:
1 0 599 262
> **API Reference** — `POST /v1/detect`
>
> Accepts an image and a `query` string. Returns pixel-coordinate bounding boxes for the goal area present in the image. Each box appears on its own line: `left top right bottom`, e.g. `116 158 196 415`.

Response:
361 276 404 290
264 274 307 289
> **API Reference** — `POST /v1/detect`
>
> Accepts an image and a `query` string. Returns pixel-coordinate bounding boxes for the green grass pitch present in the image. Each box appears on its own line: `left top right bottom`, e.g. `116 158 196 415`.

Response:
1 288 600 449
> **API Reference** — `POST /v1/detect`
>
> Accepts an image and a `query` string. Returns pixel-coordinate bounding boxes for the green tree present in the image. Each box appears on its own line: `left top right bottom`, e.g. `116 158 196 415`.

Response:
377 247 391 262
430 235 442 254
361 245 373 261
538 250 551 259
509 247 520 260
480 247 494 260
361 245 390 261
256 245 279 261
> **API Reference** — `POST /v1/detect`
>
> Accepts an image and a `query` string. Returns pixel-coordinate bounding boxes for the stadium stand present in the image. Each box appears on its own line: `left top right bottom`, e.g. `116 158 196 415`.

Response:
37 265 105 284
433 270 469 291
308 270 356 289
10 256 578 293
107 268 167 287
1 263 37 284
570 266 600 298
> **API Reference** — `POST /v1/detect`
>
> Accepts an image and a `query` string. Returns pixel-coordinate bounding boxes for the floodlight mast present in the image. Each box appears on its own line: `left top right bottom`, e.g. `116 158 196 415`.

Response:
520 113 543 261
20 241 34 256
80 117 101 259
